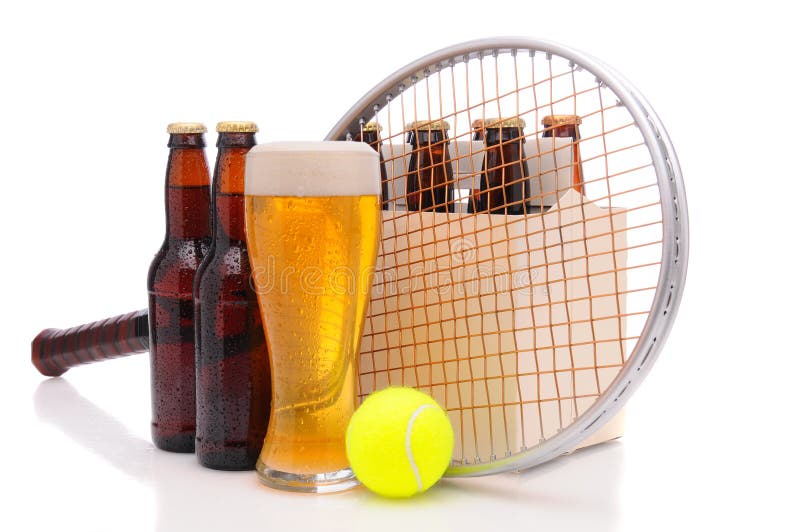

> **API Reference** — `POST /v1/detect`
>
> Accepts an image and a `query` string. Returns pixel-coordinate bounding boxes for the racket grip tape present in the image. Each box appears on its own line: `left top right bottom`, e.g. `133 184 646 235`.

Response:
32 309 150 377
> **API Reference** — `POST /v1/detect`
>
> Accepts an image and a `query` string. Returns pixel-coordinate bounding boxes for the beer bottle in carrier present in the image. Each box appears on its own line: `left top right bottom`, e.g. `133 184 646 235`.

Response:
542 114 584 195
194 121 269 470
355 121 390 210
147 122 212 452
477 117 530 215
405 120 455 213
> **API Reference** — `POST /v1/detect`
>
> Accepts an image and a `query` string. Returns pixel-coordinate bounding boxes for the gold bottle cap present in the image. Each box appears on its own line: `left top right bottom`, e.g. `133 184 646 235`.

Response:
471 118 485 129
542 115 582 127
362 121 382 132
167 122 207 134
406 119 451 131
485 117 526 129
216 121 259 133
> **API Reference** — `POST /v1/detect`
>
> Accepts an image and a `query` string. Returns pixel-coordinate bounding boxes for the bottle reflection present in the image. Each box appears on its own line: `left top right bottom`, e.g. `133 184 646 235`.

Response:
34 378 249 531
34 378 624 532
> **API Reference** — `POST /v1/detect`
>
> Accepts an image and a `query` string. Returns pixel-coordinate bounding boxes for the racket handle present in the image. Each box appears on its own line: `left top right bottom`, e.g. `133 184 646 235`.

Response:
32 309 150 377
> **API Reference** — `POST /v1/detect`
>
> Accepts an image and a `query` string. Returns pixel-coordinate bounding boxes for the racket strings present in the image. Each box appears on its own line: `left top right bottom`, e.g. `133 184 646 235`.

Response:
355 49 662 465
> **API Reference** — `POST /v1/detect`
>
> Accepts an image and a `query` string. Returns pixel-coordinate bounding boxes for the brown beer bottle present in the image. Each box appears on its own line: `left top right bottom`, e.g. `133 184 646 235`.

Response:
194 121 269 470
147 122 212 453
355 121 390 210
405 120 454 213
542 114 584 195
475 118 529 215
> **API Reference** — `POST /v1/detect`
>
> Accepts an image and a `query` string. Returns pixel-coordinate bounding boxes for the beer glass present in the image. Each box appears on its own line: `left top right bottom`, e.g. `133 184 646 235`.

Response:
244 141 381 493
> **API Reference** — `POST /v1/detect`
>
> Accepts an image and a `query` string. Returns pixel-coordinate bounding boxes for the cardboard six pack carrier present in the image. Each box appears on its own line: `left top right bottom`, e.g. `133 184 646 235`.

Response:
357 137 627 463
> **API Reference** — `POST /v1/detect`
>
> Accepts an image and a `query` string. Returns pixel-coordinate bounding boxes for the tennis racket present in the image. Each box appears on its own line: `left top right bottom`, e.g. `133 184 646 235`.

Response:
325 36 688 476
32 309 149 377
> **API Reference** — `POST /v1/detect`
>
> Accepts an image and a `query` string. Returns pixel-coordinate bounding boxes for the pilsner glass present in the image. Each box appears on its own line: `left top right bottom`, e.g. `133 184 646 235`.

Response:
244 141 381 493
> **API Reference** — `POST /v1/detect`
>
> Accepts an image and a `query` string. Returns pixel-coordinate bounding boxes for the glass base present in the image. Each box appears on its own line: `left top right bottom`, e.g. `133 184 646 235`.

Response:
256 459 359 493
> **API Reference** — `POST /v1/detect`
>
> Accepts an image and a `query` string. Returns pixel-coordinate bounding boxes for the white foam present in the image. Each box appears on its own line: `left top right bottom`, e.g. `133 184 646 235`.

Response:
245 141 380 197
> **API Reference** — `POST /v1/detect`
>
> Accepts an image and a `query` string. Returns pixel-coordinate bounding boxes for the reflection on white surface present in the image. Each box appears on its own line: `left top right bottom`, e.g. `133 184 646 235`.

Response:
32 373 624 532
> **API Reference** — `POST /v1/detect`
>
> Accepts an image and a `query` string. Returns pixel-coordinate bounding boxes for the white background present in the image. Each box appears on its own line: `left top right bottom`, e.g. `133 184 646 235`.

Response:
2 1 798 531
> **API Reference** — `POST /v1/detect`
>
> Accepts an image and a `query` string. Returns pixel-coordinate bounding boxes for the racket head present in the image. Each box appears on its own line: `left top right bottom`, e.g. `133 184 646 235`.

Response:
327 37 688 476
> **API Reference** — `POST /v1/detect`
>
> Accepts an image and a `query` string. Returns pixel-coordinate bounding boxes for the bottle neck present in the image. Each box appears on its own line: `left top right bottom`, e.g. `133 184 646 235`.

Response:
357 131 383 154
484 129 527 178
165 133 211 241
356 131 389 208
543 124 580 140
212 133 256 244
485 127 525 145
411 130 449 148
541 125 583 193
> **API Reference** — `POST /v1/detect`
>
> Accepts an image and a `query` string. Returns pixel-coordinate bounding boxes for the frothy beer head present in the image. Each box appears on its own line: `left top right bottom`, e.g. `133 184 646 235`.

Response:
245 141 380 197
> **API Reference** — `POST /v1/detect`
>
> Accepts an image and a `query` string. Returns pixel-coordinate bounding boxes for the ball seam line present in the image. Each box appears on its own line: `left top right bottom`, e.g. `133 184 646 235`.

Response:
405 404 434 493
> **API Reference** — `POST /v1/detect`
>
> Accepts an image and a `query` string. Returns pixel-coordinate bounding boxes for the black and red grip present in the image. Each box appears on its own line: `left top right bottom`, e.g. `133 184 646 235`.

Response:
32 309 150 377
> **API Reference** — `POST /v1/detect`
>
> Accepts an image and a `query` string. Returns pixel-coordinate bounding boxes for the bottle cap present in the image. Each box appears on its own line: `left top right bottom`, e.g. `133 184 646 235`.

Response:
485 117 526 129
362 121 382 132
542 115 582 127
216 121 259 133
167 122 207 134
406 119 451 131
471 118 485 129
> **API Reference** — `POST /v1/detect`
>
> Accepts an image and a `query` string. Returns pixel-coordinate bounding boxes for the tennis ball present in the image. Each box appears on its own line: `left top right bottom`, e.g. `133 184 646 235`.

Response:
346 387 454 498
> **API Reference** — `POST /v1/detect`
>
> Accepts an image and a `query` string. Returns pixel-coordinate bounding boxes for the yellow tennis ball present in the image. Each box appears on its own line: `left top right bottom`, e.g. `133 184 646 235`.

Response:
346 387 454 498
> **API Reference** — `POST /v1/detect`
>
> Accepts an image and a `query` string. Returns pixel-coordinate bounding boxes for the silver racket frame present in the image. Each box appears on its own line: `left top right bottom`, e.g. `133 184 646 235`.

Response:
326 37 689 477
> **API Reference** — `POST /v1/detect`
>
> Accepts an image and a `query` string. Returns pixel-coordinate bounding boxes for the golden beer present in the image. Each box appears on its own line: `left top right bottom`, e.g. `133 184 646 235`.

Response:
244 141 381 493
